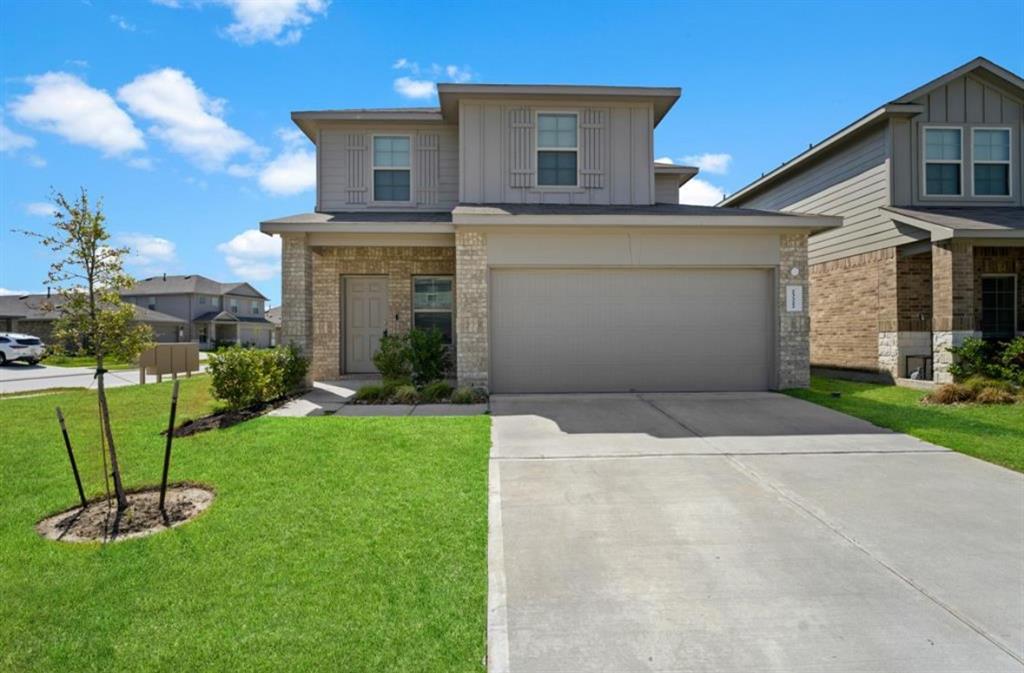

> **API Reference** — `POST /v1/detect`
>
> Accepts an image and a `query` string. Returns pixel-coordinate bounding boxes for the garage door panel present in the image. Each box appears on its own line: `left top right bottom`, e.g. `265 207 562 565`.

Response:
490 268 773 393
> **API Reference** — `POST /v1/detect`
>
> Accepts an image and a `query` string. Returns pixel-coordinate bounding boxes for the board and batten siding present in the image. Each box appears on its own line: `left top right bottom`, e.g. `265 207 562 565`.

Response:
893 72 1024 207
740 125 922 265
654 174 681 204
459 100 654 205
318 124 459 211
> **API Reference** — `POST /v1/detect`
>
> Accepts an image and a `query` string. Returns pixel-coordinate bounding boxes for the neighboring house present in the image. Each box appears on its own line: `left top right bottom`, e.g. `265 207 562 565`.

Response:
0 292 185 343
266 305 282 347
120 274 275 349
261 83 838 393
721 57 1024 383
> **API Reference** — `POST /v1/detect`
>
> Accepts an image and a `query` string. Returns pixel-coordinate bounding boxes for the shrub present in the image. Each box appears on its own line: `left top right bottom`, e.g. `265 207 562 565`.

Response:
393 384 420 404
208 345 309 410
996 337 1024 386
926 383 974 405
451 386 487 404
373 333 413 381
947 337 996 381
408 328 450 386
419 380 453 403
353 384 387 403
975 387 1017 405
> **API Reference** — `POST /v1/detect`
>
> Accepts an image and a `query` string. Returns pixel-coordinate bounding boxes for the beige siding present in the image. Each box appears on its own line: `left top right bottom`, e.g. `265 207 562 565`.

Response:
900 73 1023 206
654 174 680 204
318 123 458 211
740 126 921 264
459 100 654 205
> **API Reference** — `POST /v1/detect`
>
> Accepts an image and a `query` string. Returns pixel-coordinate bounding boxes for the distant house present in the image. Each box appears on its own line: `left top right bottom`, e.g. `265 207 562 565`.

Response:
121 274 275 349
0 292 185 343
721 57 1023 383
265 306 282 347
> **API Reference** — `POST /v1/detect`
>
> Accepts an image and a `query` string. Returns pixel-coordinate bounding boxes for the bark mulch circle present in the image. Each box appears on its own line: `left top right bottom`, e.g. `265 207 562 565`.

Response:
36 485 214 543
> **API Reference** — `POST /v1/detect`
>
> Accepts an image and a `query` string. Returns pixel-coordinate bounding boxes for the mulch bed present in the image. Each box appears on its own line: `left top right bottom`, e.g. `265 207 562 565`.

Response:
36 485 214 543
168 390 309 437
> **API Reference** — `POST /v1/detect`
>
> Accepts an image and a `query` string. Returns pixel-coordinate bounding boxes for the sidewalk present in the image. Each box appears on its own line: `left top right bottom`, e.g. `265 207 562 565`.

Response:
0 363 207 395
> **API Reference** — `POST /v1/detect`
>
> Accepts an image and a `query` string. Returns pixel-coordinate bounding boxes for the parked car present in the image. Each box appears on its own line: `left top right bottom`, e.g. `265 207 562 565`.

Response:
0 333 45 365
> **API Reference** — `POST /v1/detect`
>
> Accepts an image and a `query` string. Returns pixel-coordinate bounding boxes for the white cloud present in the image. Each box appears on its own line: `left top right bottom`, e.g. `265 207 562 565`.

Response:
217 229 281 281
117 68 260 170
0 118 36 154
25 202 55 217
0 288 32 296
9 72 145 157
680 152 732 175
394 76 437 99
110 14 136 31
392 59 473 99
259 149 315 195
220 0 329 45
26 155 46 168
119 234 178 270
654 156 674 164
678 178 727 206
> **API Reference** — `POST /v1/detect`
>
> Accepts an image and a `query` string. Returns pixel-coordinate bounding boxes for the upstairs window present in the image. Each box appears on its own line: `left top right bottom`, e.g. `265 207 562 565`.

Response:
373 136 411 202
213 296 221 308
973 128 1011 197
147 296 157 310
251 300 260 316
924 128 962 196
537 113 578 186
229 298 238 313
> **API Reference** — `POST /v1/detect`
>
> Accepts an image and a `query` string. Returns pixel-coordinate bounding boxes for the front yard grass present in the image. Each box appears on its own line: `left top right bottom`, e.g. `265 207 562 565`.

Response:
0 378 490 672
787 376 1024 472
40 354 135 370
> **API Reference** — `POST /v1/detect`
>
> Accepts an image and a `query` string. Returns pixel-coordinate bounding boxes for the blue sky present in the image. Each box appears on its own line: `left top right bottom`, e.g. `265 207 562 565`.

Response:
2 0 1022 305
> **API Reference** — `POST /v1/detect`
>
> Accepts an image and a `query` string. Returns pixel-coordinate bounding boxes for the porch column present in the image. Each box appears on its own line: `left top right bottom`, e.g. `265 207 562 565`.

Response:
210 322 216 345
455 230 488 389
932 240 976 383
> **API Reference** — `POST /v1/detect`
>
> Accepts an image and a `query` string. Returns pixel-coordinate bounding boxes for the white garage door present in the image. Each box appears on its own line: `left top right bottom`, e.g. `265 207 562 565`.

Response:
490 268 774 393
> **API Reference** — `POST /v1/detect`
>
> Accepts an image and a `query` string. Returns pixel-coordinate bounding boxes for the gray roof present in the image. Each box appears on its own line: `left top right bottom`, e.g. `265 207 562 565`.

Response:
455 202 823 217
265 306 282 325
264 211 451 225
194 310 274 325
0 294 185 323
884 207 1024 239
122 275 268 300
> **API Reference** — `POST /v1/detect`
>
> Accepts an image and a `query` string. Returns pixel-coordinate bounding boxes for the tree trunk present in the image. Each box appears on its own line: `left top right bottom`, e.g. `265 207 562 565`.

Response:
96 358 129 510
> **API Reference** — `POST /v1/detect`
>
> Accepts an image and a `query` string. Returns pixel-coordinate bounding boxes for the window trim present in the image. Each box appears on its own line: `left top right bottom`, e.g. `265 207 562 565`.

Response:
371 133 414 204
535 110 580 189
251 299 260 316
980 273 1018 339
921 125 964 198
411 275 455 346
970 126 1013 199
147 296 157 310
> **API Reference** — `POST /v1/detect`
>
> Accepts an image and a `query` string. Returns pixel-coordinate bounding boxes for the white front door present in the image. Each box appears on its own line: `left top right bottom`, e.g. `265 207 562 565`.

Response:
345 276 388 373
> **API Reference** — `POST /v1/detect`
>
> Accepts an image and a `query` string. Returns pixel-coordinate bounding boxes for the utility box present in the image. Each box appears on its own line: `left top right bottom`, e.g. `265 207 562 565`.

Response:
138 342 200 384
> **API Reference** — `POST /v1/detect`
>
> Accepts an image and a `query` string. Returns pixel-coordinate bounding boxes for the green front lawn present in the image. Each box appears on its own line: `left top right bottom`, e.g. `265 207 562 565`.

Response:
0 378 490 672
41 354 135 370
787 376 1024 472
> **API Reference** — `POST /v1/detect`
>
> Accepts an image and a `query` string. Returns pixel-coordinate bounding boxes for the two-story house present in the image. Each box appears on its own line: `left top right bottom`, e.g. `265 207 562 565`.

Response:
260 84 839 392
722 57 1024 383
121 274 275 349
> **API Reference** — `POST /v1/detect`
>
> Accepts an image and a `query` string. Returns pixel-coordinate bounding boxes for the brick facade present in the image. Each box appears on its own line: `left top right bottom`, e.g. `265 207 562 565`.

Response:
455 230 488 388
809 248 897 372
778 233 810 388
306 245 454 381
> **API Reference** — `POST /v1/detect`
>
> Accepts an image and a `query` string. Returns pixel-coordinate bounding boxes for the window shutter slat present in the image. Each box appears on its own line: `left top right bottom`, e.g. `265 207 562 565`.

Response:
416 133 440 206
346 134 368 203
509 107 534 188
580 108 606 189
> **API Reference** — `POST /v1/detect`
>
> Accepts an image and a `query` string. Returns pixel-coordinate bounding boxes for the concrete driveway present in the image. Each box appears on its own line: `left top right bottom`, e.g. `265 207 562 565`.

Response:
0 360 208 395
488 392 1024 673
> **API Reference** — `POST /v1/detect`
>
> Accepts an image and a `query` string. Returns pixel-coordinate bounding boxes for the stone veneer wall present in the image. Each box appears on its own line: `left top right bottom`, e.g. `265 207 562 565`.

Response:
455 230 488 388
308 246 454 381
778 233 810 388
809 248 897 373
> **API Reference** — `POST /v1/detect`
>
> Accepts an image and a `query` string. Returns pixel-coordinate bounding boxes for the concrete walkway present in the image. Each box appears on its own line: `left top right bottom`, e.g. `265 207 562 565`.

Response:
268 379 487 416
488 392 1024 673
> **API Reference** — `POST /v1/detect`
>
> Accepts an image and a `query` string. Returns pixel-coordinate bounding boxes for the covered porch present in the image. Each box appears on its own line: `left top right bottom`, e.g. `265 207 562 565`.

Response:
195 311 276 350
884 207 1024 382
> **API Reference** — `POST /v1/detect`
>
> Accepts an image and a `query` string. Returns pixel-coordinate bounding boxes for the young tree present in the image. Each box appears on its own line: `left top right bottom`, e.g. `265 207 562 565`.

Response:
21 190 152 510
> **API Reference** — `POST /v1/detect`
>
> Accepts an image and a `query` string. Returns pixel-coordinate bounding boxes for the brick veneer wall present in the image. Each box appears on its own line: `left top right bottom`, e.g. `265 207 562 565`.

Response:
281 233 312 358
897 252 932 330
809 248 897 372
307 246 454 380
455 230 488 388
778 233 811 388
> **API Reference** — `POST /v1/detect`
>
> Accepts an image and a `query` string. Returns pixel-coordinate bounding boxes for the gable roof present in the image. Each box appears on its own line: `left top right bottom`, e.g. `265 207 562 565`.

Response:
121 275 268 300
0 294 185 323
720 57 1024 207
